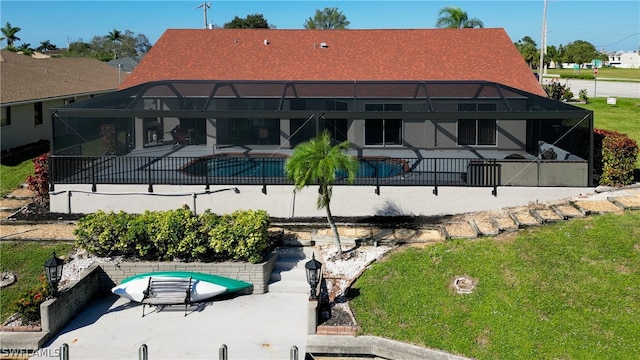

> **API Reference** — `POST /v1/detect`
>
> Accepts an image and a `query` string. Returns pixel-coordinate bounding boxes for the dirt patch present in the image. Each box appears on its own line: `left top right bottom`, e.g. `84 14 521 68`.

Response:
0 223 77 240
573 200 624 214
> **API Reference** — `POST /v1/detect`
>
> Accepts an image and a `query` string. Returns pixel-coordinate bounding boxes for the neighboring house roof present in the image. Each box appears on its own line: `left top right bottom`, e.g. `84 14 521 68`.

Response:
120 28 545 96
0 50 125 105
107 56 143 73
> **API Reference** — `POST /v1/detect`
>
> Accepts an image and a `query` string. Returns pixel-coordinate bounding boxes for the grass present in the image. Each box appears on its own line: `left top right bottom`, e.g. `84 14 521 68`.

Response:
545 68 640 81
575 97 640 143
574 97 640 168
0 158 34 197
0 242 74 322
350 212 640 359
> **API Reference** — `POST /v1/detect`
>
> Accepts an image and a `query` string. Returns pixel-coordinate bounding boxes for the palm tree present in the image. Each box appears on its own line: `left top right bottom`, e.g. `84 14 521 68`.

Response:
1 22 22 46
105 29 122 43
435 6 484 29
285 129 358 256
37 40 57 53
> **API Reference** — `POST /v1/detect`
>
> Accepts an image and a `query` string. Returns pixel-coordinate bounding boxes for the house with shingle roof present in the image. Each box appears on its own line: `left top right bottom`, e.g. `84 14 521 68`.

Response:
47 28 594 217
120 28 546 96
0 50 124 151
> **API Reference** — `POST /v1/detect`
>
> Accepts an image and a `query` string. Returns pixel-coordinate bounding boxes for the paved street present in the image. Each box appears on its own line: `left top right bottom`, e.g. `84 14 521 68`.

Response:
544 77 640 98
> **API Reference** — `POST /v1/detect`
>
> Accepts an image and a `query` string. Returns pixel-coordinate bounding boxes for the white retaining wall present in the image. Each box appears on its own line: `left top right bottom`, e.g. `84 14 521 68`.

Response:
49 184 592 218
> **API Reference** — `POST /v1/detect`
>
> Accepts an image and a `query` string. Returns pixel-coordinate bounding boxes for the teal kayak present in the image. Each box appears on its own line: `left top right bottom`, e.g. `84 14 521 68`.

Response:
113 271 252 302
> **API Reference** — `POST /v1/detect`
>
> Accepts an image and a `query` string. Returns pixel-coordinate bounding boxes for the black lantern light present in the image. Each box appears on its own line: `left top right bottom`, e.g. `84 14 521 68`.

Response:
304 253 323 300
44 251 64 296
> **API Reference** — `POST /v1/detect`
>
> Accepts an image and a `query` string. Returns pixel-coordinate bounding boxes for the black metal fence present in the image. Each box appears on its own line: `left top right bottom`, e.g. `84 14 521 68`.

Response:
49 155 500 191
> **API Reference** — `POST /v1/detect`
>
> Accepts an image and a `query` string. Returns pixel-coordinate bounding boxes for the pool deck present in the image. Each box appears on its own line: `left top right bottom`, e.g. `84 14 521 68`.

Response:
129 144 536 161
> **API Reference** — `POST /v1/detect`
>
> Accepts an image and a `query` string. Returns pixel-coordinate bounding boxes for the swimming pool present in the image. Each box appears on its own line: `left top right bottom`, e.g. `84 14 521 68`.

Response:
180 154 408 178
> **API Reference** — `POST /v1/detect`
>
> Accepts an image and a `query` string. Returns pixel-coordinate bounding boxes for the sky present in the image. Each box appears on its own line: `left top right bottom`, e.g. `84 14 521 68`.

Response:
1 0 638 53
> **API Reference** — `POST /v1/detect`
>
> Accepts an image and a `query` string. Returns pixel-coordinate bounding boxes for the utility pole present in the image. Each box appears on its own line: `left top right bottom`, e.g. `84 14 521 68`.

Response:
197 2 211 29
539 0 548 85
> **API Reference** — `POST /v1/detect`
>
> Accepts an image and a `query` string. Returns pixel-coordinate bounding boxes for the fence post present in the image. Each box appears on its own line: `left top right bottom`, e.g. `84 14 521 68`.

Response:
261 158 267 194
205 158 210 191
290 345 299 360
219 344 228 360
432 158 438 196
49 156 55 192
147 157 153 193
138 344 148 360
91 158 97 192
59 343 69 360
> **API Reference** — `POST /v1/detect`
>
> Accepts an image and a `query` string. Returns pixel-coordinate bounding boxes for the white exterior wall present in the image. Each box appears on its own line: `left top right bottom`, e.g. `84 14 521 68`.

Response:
608 51 640 69
1 102 51 150
50 184 592 218
1 95 98 151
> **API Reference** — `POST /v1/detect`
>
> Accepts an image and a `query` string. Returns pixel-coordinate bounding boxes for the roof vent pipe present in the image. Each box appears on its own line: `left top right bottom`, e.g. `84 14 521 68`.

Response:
264 39 269 45
320 42 328 48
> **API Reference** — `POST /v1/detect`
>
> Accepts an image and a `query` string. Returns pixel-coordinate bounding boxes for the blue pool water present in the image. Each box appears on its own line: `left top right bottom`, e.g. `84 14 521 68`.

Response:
181 156 407 178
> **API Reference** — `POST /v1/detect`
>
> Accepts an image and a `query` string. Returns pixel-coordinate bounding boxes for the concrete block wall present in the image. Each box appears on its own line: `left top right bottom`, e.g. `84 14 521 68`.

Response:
40 264 102 336
98 253 278 295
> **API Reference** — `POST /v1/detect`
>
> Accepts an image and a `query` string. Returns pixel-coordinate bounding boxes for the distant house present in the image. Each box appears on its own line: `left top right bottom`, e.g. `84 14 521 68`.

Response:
107 55 144 74
48 29 593 217
606 50 640 69
0 50 124 151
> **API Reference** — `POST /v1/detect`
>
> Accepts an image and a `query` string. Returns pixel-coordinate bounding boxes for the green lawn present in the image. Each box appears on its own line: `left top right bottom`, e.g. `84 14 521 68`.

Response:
350 212 640 359
0 159 34 197
545 68 640 81
575 97 640 143
574 97 640 168
0 242 74 322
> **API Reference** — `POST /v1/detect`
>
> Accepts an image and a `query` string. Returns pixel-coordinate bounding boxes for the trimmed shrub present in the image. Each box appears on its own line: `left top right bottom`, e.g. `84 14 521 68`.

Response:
209 210 271 264
579 89 589 104
13 275 49 323
560 73 595 80
25 153 50 205
599 131 638 186
74 208 273 263
542 79 573 101
74 210 133 257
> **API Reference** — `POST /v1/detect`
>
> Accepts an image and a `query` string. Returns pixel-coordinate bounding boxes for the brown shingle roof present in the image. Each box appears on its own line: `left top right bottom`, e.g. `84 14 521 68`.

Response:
120 28 545 96
0 50 125 104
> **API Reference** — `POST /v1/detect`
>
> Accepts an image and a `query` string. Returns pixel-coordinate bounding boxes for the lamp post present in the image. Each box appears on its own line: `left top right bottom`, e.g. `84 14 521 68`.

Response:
44 251 64 296
304 254 322 300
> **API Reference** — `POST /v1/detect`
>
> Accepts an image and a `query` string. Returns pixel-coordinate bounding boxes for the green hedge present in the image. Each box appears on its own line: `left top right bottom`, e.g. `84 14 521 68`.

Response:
74 208 273 263
560 73 596 80
595 129 639 186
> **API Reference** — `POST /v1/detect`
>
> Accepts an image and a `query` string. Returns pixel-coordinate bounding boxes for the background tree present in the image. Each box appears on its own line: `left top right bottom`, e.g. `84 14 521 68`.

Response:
223 14 271 29
67 40 91 56
105 29 122 44
16 43 34 55
303 7 350 29
435 6 484 28
86 30 151 61
545 45 561 69
1 22 21 47
37 40 57 53
285 130 358 256
562 40 604 67
514 36 539 69
134 33 152 54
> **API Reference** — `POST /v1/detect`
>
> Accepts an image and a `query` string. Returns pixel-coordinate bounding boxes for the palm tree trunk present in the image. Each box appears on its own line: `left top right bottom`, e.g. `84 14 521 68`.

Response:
324 195 342 256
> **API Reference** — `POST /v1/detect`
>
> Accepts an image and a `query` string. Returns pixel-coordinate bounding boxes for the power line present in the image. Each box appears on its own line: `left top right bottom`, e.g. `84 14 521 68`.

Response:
596 33 640 48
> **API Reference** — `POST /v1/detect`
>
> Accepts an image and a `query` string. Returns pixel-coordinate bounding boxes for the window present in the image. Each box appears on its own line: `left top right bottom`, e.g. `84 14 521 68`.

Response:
322 118 348 142
34 102 43 126
457 103 497 146
364 104 402 146
1 106 10 126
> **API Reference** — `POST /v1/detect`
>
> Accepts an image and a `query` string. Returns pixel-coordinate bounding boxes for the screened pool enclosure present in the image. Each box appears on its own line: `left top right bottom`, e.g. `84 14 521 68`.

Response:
50 80 594 188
